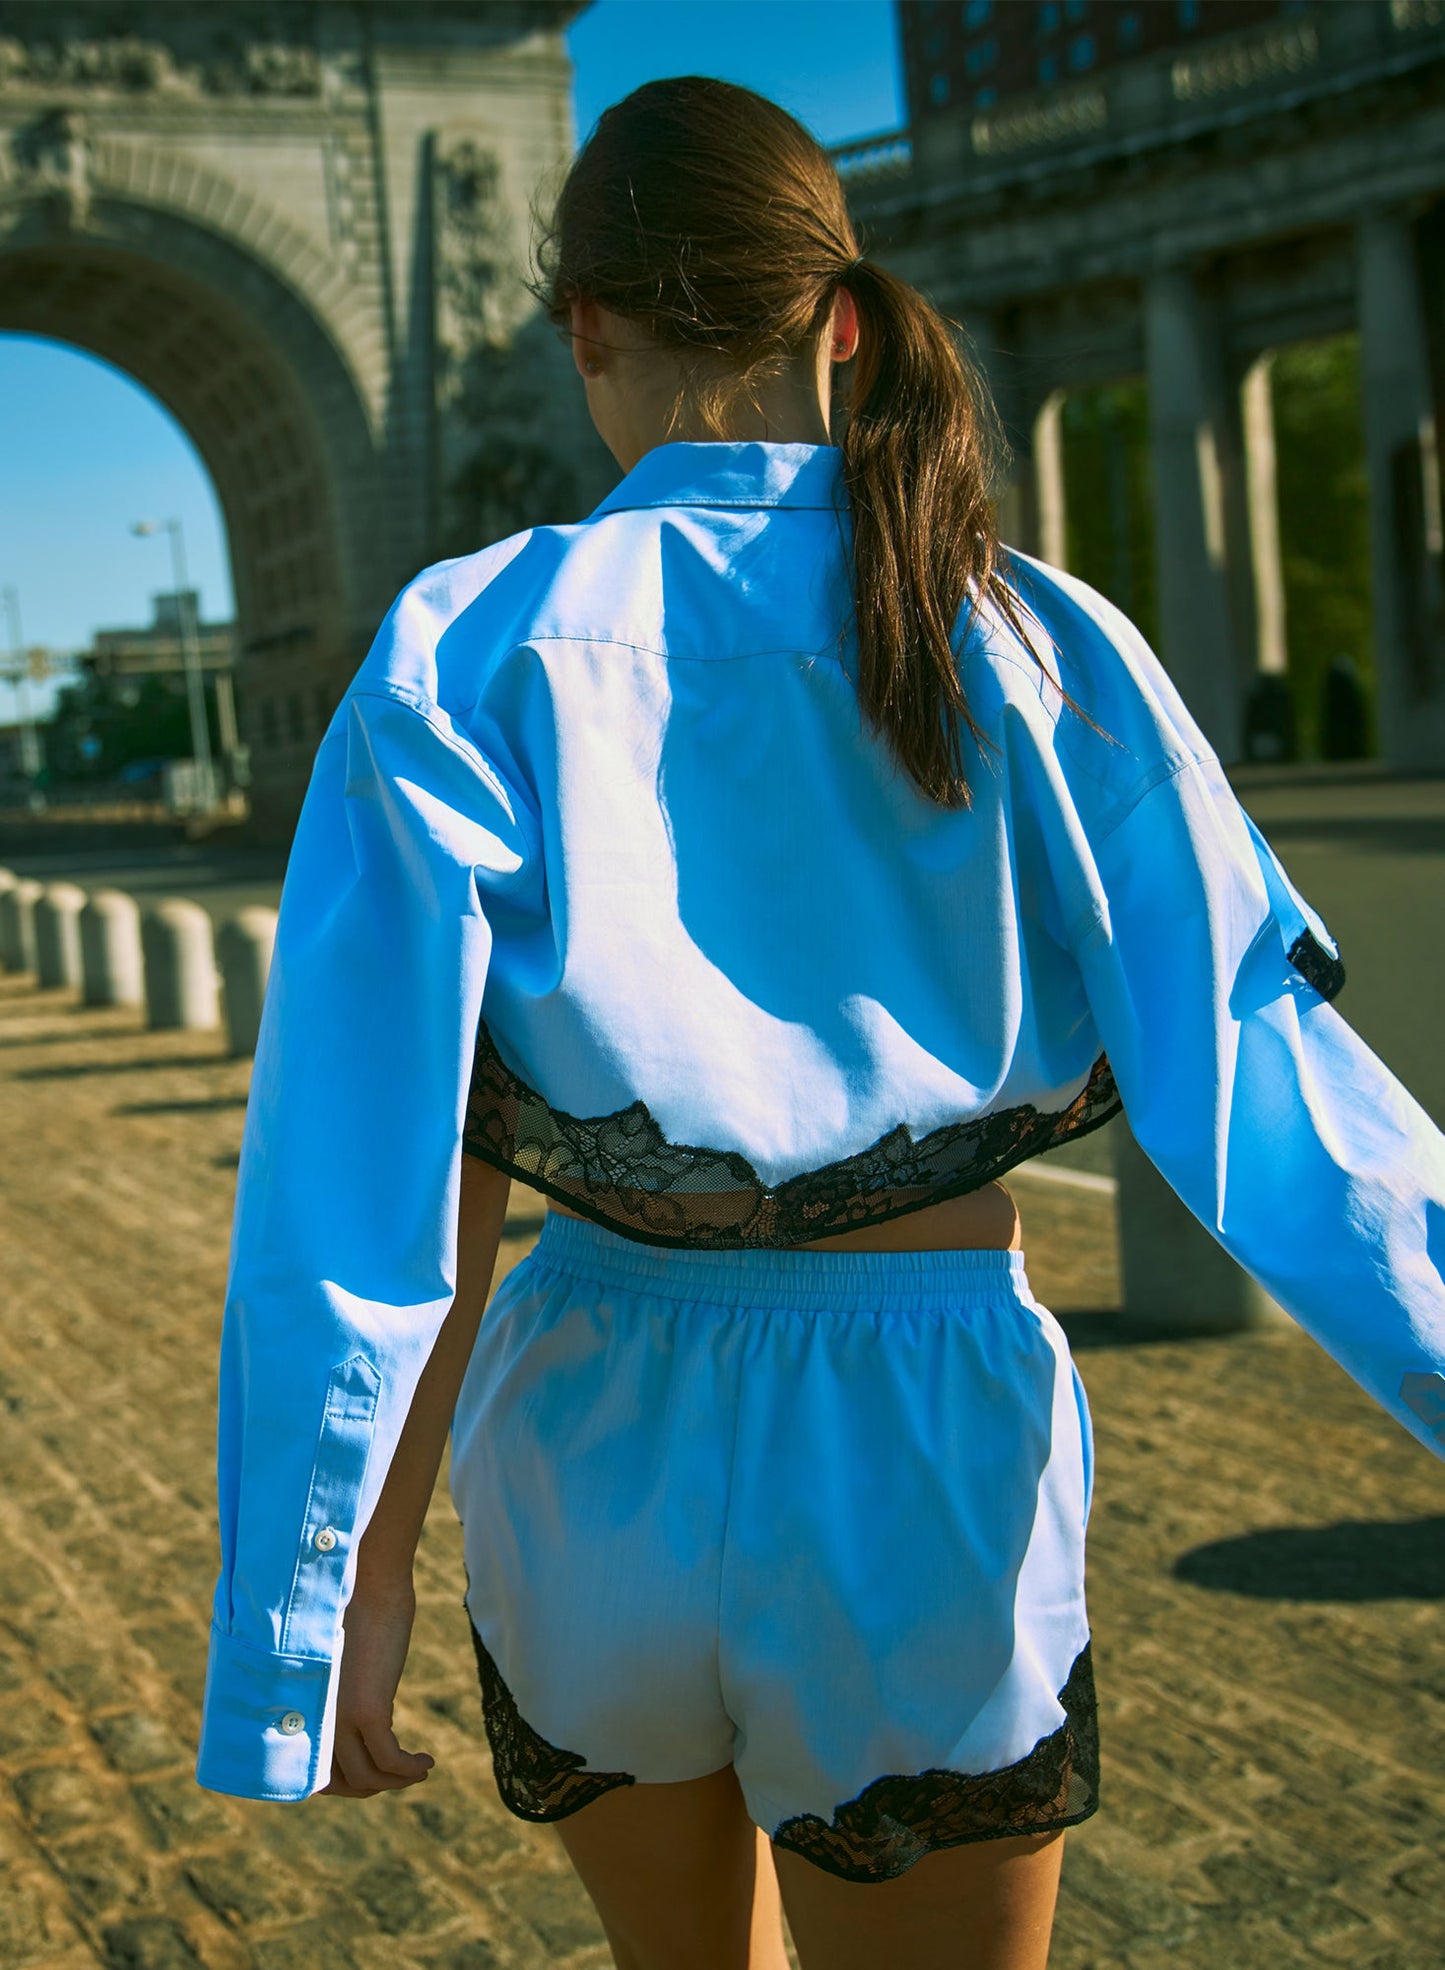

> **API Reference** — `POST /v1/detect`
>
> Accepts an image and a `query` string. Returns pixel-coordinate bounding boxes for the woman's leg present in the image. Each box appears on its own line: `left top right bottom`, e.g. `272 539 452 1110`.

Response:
772 1828 1066 1970
552 1762 792 1970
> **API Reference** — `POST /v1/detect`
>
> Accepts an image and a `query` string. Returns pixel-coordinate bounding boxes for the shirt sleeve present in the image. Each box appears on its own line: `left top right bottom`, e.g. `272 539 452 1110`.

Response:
196 683 535 1801
1071 750 1445 1461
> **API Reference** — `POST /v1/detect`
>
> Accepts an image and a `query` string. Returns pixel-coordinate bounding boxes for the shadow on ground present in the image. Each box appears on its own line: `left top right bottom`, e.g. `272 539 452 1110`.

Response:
1174 1515 1445 1600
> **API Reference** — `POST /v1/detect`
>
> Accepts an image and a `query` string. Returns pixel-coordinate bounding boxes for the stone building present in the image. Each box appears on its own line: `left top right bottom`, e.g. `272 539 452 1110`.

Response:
0 0 611 838
85 590 233 684
837 0 1445 771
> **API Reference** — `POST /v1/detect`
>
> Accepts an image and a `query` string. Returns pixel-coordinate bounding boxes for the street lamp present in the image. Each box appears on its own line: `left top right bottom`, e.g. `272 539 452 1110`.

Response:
131 516 215 809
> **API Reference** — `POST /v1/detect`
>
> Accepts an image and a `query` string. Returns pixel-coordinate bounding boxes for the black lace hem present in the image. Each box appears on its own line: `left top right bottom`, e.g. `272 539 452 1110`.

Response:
461 1020 1122 1250
468 1616 636 1822
1287 928 1345 1002
770 1641 1100 1883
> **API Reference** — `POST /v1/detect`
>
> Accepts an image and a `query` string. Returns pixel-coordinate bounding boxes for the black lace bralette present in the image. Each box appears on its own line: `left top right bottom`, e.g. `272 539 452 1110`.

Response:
461 1022 1122 1250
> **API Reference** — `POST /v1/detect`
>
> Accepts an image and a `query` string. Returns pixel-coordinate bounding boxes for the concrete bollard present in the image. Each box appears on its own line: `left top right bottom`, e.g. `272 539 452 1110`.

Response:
216 907 277 1057
0 870 14 972
1112 1117 1285 1335
140 898 221 1031
0 869 16 966
34 882 88 990
0 877 44 974
80 890 146 1009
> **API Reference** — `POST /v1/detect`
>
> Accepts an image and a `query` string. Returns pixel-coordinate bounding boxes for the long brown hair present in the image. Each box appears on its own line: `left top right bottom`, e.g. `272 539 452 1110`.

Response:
532 74 1063 810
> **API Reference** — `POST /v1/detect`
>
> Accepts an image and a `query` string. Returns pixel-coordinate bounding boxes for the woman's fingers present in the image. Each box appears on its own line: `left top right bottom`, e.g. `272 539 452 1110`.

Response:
321 1713 434 1796
361 1717 434 1780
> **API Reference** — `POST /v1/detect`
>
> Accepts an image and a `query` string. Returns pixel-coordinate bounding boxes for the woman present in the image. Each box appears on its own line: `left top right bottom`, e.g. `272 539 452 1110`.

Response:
195 78 1445 1970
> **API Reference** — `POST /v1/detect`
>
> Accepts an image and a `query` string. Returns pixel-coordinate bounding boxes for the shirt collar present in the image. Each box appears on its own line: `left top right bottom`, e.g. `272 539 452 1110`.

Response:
587 439 847 518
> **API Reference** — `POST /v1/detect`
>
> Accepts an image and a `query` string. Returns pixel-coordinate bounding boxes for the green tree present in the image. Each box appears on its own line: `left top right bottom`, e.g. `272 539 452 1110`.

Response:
1061 379 1159 650
1271 334 1375 757
45 672 214 783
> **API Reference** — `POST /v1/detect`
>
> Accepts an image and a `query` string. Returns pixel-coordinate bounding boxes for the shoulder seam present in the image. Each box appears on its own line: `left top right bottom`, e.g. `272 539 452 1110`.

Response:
1094 752 1209 849
345 686 540 858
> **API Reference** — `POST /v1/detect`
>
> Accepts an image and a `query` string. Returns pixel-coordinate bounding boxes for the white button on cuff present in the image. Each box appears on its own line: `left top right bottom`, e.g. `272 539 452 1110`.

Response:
313 1526 338 1553
278 1711 307 1736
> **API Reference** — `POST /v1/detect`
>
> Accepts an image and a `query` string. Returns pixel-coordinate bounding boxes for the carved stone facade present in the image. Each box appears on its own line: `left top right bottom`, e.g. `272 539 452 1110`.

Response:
0 0 611 838
840 0 1445 771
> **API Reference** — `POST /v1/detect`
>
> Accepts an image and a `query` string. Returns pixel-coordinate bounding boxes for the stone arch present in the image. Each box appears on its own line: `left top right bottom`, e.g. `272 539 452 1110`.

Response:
0 166 389 832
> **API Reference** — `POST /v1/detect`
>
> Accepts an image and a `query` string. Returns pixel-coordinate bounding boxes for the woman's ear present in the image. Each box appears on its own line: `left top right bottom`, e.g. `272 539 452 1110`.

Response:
830 286 860 363
569 296 605 379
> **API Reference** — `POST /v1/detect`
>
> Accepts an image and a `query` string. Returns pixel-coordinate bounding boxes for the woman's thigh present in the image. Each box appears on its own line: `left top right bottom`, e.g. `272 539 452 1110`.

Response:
551 1762 791 1970
550 1762 1064 1970
772 1828 1066 1970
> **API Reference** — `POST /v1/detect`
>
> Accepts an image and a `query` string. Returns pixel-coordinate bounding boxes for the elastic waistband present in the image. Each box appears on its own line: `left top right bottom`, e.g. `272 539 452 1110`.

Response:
524 1209 1037 1315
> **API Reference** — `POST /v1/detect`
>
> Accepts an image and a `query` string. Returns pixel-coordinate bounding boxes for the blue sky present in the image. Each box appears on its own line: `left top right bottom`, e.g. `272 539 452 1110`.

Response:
0 1 903 722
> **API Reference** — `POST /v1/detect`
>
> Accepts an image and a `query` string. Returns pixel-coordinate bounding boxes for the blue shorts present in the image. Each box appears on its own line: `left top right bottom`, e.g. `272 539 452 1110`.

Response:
448 1210 1099 1883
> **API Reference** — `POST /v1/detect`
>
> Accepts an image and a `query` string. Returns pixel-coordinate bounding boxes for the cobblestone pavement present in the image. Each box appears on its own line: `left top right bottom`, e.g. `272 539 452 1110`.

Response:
0 975 1441 1969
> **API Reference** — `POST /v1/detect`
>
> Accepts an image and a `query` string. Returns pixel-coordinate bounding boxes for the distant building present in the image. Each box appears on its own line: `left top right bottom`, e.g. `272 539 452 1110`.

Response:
900 0 1310 119
80 590 243 777
83 590 234 683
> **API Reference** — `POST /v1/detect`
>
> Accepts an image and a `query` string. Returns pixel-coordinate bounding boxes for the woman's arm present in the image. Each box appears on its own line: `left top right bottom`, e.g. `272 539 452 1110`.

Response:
1073 754 1445 1458
322 1156 512 1797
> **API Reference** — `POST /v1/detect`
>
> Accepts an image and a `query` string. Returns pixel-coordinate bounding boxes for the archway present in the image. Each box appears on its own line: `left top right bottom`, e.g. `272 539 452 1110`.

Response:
0 197 385 834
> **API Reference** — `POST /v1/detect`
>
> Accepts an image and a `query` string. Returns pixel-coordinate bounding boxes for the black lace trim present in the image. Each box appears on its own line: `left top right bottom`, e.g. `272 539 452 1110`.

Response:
771 1641 1100 1883
461 1021 1122 1250
468 1616 636 1822
1287 928 1345 1002
468 1608 1096 1870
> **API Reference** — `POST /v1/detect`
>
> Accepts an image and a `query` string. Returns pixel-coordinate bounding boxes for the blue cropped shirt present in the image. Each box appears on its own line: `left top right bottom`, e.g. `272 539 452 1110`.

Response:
197 438 1445 1802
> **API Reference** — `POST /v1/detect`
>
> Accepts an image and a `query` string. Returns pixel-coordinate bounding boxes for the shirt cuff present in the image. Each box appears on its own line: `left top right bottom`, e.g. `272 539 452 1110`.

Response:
195 1623 341 1801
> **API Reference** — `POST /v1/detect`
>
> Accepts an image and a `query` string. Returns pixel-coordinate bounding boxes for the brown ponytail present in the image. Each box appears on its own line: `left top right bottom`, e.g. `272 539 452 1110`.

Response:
533 75 1057 809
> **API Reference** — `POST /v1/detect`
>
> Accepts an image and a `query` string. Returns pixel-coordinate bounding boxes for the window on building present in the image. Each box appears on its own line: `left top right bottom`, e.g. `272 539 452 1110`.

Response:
259 699 279 750
1117 9 1142 48
1038 1 1060 34
965 37 997 75
1178 0 1200 26
1068 31 1096 70
1038 51 1059 85
1064 0 1089 19
964 0 993 24
925 25 946 59
974 84 998 108
929 70 950 106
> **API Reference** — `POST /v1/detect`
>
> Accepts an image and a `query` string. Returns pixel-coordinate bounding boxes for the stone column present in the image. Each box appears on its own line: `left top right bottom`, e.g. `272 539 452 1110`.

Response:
1112 1119 1286 1336
1356 205 1445 769
1143 265 1244 757
1034 390 1069 571
1242 354 1289 677
965 309 1038 553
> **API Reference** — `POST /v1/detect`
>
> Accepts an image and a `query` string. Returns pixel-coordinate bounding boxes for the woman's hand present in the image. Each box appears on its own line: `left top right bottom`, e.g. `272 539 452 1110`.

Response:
318 1163 509 1799
320 1567 435 1797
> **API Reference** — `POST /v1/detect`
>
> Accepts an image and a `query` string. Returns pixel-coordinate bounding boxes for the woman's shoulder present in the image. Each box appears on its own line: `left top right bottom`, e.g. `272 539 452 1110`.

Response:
347 521 590 715
960 545 1217 828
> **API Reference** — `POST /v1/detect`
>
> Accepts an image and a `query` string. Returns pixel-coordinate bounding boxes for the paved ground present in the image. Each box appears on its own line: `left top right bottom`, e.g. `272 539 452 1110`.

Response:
0 970 1440 1968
